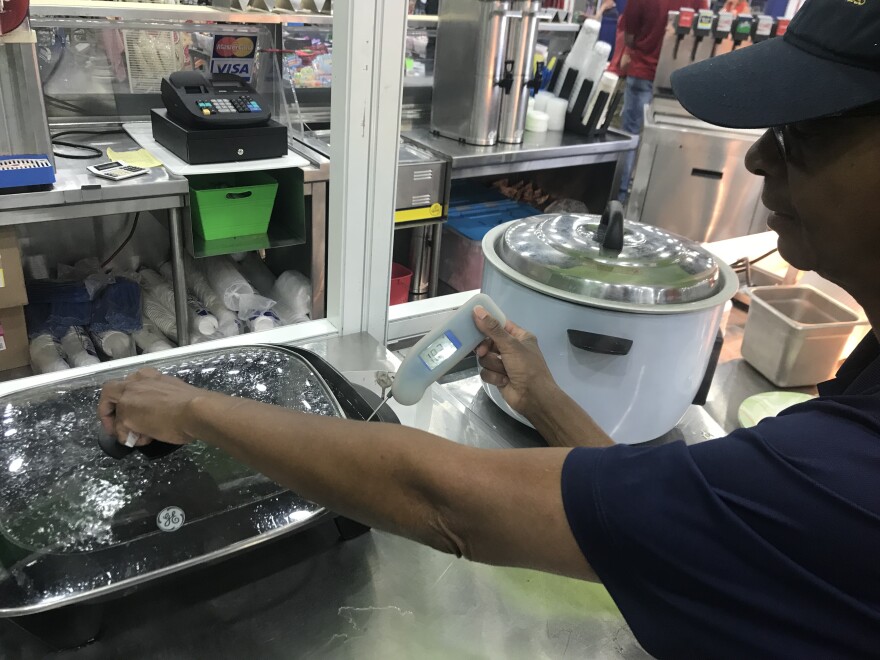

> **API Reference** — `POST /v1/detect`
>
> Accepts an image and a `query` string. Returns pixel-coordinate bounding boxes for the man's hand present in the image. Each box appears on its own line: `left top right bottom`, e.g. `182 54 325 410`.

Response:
98 368 215 447
473 307 614 448
473 306 558 421
620 50 631 74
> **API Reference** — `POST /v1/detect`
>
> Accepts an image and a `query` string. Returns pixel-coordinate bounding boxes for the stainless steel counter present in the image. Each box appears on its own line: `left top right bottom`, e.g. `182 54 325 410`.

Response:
0 133 192 342
403 127 638 180
0 331 741 659
0 130 329 329
0 134 188 225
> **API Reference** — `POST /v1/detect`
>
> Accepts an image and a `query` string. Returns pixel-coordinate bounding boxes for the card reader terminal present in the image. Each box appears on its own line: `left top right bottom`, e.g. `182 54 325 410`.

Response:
161 71 271 129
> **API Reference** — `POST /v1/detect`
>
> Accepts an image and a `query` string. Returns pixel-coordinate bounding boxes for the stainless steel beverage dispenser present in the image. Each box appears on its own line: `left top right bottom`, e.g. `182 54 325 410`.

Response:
497 0 540 144
431 0 512 146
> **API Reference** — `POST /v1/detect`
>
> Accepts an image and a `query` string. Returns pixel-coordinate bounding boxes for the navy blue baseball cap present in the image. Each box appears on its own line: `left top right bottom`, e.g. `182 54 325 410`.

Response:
671 0 880 128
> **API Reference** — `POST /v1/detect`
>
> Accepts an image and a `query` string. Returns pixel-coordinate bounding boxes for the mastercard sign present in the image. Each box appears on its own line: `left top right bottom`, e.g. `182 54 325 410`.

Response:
211 34 258 82
213 36 256 59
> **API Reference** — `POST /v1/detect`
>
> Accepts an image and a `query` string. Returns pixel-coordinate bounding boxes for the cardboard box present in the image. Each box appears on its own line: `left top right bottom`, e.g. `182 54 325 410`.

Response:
0 228 27 309
0 306 30 371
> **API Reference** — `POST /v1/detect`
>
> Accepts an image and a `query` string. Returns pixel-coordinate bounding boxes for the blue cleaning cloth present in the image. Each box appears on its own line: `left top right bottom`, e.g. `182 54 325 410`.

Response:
26 279 91 304
25 302 91 339
91 278 142 334
25 280 93 338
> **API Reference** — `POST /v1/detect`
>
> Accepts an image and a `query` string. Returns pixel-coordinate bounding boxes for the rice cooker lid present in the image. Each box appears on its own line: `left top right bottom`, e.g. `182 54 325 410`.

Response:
497 202 722 305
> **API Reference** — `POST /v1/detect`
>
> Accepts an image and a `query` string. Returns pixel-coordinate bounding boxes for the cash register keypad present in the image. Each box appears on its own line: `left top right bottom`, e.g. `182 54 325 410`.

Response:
196 97 263 116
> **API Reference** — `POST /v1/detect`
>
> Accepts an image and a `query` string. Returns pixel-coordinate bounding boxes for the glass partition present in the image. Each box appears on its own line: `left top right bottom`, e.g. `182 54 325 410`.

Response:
33 18 281 126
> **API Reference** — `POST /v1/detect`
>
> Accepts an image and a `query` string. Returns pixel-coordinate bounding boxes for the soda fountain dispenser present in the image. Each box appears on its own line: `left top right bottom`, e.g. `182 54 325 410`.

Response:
731 14 755 50
710 11 734 58
752 14 775 43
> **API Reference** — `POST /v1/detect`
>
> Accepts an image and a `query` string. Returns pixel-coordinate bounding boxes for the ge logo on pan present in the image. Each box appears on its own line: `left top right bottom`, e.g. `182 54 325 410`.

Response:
157 506 186 532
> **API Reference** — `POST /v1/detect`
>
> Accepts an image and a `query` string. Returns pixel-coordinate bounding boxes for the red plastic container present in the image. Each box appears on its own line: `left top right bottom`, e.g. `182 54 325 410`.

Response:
390 263 413 305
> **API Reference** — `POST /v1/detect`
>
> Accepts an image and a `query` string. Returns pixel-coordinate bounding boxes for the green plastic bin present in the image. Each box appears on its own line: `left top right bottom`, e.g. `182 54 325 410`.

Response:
190 172 279 241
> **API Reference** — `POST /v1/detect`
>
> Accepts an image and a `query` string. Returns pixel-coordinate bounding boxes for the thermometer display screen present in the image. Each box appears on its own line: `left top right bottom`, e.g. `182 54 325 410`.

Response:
419 331 462 370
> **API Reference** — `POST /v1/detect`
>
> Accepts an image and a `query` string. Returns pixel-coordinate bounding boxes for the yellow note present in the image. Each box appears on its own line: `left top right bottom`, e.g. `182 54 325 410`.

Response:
106 148 163 169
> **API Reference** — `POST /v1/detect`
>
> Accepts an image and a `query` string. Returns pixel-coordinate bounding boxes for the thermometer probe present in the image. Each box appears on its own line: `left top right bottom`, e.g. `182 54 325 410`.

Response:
366 293 506 420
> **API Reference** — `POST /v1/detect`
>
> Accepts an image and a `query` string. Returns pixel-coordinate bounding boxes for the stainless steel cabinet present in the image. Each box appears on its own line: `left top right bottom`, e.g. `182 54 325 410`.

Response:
628 105 769 243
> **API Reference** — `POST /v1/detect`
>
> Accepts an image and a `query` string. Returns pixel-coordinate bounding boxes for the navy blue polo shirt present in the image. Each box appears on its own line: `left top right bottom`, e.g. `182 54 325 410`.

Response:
562 332 880 659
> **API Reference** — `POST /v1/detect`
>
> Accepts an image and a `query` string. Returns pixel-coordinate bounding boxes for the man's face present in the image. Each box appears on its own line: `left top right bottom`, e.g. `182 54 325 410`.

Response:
745 115 880 290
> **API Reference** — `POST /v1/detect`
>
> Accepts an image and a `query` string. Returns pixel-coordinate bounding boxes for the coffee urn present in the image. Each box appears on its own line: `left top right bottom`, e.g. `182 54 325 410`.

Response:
497 0 541 144
431 0 511 146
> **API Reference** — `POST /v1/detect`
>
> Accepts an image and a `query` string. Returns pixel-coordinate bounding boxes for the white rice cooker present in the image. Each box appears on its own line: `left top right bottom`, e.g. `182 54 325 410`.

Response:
480 202 738 444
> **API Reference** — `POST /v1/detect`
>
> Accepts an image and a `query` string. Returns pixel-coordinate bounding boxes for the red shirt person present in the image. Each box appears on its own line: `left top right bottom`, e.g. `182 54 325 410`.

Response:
615 0 707 201
619 0 708 81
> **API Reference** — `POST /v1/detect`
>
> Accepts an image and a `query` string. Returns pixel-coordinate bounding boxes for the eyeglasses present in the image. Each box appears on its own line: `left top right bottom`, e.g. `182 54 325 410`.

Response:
772 106 880 163
771 125 790 161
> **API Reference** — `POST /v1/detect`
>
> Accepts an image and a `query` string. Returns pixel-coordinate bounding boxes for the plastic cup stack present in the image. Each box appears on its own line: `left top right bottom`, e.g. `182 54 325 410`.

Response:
60 327 100 368
525 110 549 133
534 90 555 113
546 97 569 131
29 334 69 374
583 71 620 127
553 19 601 96
570 41 612 113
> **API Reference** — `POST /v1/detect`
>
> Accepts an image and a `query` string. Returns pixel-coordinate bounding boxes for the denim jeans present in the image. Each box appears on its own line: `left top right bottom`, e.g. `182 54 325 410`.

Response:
618 76 653 202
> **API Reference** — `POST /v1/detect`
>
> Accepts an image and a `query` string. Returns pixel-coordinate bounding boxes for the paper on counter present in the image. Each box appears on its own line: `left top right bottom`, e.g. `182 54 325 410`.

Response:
106 148 163 169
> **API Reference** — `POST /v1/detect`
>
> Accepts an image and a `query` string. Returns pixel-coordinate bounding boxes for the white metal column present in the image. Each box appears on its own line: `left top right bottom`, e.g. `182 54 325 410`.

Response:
327 0 407 344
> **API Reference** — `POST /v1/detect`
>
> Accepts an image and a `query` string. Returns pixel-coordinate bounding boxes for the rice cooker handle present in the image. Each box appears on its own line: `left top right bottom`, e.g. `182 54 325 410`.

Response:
567 329 632 355
598 201 625 253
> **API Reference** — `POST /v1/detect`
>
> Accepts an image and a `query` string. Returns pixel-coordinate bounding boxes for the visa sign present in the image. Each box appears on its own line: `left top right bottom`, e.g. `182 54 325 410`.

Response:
210 61 253 78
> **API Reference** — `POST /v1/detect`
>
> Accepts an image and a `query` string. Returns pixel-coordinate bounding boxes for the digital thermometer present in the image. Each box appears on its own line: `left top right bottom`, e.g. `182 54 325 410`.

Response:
367 293 507 419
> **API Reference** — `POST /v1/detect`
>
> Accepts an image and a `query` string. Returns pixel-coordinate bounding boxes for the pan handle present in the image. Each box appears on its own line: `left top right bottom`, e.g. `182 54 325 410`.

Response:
567 329 632 355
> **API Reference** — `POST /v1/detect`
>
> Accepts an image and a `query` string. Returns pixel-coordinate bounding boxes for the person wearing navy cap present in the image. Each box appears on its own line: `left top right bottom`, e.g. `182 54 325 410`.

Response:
100 0 880 655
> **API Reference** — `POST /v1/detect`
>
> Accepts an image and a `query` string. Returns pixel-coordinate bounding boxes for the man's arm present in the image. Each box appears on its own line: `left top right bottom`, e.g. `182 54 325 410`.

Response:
99 371 598 581
620 0 642 45
617 0 641 73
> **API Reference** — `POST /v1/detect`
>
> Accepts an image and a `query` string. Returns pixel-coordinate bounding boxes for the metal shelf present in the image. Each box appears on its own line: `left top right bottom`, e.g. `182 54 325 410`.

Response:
393 218 445 231
279 11 332 24
0 134 187 224
30 1 579 30
188 229 306 258
30 0 280 22
537 21 580 32
403 127 638 180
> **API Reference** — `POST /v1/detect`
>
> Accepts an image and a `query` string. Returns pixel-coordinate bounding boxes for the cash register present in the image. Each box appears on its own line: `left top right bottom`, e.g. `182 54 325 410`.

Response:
151 71 288 165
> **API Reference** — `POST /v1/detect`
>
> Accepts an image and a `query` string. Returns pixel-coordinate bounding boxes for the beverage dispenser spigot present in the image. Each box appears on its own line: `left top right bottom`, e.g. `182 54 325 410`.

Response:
527 60 545 95
773 17 790 37
673 8 696 59
711 11 734 57
691 10 715 61
752 14 774 44
731 14 754 50
497 60 515 94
